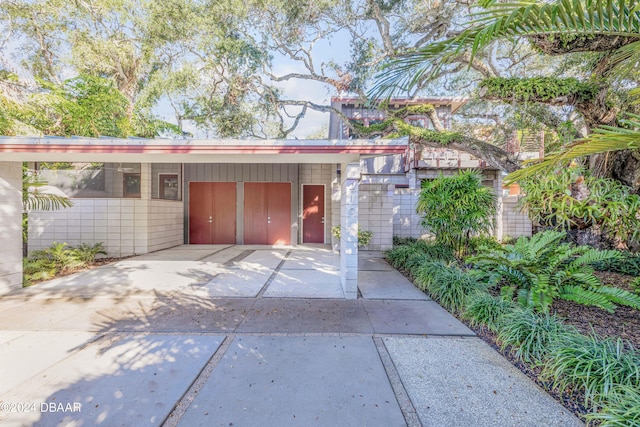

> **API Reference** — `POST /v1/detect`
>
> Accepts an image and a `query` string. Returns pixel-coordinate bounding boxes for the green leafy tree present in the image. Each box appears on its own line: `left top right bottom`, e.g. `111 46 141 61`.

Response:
416 170 496 256
371 0 640 189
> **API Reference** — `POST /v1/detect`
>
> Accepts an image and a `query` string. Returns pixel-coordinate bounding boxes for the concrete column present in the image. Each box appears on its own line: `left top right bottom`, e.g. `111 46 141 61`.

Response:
0 162 23 292
493 172 504 241
140 163 152 200
340 162 360 299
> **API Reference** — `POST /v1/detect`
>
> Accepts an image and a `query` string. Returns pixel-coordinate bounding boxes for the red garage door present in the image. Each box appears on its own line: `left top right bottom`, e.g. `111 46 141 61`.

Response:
189 182 237 244
244 182 291 245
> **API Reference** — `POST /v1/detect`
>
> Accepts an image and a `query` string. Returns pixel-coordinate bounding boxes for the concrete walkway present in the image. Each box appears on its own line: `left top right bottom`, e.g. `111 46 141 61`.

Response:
0 246 582 426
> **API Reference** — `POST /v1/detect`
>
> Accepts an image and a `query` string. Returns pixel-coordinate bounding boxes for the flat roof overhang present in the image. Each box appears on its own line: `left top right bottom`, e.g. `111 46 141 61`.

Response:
0 137 407 163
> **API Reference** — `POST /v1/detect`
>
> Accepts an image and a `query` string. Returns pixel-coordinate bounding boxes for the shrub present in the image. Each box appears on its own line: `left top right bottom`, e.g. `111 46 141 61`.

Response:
386 241 455 273
468 230 640 313
543 333 640 407
331 225 373 248
519 166 640 243
416 170 496 256
467 235 502 254
23 241 106 286
586 385 640 427
392 236 417 246
71 242 106 264
415 262 488 313
463 292 517 332
496 308 575 363
413 260 448 291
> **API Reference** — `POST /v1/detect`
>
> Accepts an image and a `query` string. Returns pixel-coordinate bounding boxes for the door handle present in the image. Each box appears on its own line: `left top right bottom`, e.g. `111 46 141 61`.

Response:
208 216 213 223
321 216 325 224
267 216 271 224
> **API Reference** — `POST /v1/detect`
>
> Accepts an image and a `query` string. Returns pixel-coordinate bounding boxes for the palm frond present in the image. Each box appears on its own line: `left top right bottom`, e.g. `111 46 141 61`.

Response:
506 114 640 183
25 191 73 211
560 284 617 312
371 0 640 99
593 285 640 309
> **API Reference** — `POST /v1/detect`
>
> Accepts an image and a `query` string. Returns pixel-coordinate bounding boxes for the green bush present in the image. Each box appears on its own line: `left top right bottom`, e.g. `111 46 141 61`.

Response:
386 241 455 273
586 385 640 426
519 166 640 243
496 308 575 363
463 292 517 332
413 260 450 291
415 262 487 313
71 242 106 264
543 333 640 407
416 170 496 256
468 230 640 313
467 235 502 254
331 225 373 248
23 241 106 286
392 236 417 246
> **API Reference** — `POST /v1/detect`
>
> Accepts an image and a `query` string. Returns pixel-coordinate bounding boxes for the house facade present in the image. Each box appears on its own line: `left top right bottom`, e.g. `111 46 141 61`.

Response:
0 138 406 298
0 97 534 296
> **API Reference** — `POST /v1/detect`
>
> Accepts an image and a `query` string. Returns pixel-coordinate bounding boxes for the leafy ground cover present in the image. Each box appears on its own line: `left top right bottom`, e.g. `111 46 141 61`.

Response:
23 242 122 286
387 238 640 425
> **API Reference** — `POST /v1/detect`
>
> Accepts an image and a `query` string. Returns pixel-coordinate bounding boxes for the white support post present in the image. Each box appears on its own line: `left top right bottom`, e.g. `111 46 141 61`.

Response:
340 162 360 299
494 171 504 242
0 162 23 292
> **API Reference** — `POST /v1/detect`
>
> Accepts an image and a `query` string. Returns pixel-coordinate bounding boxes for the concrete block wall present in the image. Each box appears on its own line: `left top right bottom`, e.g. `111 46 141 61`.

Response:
147 200 184 252
29 198 184 257
503 196 533 238
358 184 394 250
0 162 23 291
299 163 335 244
392 188 431 239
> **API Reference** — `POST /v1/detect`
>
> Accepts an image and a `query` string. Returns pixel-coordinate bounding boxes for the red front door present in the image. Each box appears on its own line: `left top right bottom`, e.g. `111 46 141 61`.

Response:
244 182 291 245
302 185 325 243
189 182 236 244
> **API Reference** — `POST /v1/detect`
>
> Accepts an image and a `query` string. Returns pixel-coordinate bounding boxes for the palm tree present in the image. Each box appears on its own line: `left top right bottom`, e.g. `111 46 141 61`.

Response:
370 0 640 182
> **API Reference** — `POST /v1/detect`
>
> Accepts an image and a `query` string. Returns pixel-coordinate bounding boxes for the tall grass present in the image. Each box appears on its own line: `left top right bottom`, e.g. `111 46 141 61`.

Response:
586 386 640 426
543 333 640 407
463 292 517 332
415 262 487 313
496 309 575 363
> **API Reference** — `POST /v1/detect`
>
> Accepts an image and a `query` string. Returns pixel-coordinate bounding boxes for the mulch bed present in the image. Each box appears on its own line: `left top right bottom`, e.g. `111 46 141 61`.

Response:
554 272 640 349
470 271 640 422
394 261 639 423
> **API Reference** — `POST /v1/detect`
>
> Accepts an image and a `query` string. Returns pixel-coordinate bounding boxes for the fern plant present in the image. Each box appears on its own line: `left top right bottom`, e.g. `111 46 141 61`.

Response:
468 230 640 312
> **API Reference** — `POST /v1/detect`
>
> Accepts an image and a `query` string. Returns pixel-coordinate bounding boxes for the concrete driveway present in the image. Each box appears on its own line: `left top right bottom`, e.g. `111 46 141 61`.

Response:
0 246 582 426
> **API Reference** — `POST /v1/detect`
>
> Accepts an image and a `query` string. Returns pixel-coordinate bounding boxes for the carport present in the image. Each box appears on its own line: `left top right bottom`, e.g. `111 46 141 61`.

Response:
0 137 406 298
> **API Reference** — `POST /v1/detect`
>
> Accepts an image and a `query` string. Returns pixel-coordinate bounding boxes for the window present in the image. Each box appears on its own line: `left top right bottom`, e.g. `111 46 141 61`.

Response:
123 173 141 198
159 174 179 200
